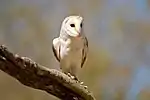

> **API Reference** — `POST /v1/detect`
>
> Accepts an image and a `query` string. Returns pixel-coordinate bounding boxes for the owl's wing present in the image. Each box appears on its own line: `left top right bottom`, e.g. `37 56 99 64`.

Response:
52 38 61 62
81 36 88 68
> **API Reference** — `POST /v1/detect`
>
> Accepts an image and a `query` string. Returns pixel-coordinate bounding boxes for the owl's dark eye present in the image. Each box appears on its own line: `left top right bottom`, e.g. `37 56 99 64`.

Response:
70 24 75 27
80 23 83 28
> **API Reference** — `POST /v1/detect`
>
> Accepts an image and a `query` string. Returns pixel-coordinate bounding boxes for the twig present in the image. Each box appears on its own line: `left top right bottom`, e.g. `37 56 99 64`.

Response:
0 45 95 100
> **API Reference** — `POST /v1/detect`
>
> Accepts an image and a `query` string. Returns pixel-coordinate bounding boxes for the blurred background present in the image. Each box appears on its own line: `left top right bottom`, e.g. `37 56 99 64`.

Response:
0 0 150 100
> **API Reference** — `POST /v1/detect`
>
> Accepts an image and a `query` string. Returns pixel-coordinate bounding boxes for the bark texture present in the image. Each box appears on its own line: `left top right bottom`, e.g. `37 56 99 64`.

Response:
0 45 95 100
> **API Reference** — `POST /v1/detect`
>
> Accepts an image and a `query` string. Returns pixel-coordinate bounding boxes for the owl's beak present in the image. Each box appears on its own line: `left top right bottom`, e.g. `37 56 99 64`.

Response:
75 29 81 38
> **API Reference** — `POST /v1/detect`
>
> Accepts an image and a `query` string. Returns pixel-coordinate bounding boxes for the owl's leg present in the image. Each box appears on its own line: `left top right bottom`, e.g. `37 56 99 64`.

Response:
60 59 76 80
73 76 87 88
69 64 85 85
66 65 87 88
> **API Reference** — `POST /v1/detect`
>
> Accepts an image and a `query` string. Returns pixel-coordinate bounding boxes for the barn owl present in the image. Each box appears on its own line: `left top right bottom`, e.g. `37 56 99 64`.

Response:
52 15 88 81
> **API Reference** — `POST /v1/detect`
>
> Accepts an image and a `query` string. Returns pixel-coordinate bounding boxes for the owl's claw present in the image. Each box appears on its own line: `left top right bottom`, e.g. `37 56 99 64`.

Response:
65 73 87 88
78 81 88 89
70 75 75 79
66 73 75 79
80 81 84 85
65 73 88 89
83 85 88 89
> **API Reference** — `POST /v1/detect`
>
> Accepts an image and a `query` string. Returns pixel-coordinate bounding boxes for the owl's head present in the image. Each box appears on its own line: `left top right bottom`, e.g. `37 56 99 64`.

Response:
60 15 83 38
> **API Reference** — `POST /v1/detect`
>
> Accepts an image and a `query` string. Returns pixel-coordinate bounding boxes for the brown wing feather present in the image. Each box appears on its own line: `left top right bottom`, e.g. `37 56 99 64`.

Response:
81 37 88 68
52 43 60 62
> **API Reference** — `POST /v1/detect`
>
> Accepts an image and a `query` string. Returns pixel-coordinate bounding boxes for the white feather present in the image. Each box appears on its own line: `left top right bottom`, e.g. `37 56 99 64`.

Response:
52 15 88 78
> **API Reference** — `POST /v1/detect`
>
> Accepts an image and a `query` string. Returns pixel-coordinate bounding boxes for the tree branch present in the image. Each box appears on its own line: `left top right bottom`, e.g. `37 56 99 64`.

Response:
0 45 95 100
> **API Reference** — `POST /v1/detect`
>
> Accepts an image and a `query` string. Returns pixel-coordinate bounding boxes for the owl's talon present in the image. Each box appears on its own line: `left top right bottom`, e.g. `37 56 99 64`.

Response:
80 81 84 85
70 75 75 79
66 73 76 80
66 73 72 77
83 85 88 89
